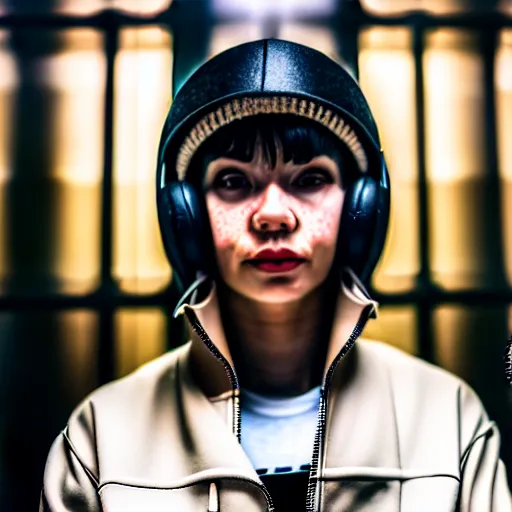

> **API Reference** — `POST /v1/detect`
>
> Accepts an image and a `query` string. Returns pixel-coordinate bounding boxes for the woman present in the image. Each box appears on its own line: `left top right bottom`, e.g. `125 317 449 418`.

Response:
41 39 511 511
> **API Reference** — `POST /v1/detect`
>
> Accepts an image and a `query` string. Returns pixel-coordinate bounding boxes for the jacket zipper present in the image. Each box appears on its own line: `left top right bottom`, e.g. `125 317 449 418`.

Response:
305 304 375 512
187 301 374 512
306 387 327 512
186 309 275 511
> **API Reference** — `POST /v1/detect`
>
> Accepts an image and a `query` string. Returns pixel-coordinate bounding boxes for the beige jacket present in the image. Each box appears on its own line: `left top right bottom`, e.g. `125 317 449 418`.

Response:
40 274 512 511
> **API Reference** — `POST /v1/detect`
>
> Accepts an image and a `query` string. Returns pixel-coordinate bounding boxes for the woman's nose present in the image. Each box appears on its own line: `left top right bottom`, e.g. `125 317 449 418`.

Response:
251 183 298 233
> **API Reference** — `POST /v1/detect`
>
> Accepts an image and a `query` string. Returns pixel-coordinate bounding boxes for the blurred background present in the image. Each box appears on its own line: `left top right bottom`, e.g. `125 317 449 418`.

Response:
0 0 512 509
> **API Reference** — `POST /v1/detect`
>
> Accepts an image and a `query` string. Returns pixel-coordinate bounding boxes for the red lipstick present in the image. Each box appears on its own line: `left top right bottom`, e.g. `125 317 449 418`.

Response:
248 248 306 273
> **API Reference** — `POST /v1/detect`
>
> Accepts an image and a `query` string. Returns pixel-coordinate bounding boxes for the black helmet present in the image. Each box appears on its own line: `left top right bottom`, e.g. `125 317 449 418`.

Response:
156 39 390 292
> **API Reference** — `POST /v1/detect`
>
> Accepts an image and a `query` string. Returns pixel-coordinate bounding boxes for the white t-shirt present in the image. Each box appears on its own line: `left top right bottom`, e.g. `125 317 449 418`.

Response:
240 386 321 474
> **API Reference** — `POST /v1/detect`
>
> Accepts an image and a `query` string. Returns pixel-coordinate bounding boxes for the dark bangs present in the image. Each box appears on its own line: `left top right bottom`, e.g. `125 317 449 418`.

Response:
186 113 360 190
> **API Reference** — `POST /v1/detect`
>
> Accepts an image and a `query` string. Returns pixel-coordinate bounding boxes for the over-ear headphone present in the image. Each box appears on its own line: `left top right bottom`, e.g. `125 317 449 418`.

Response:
157 166 210 292
155 40 391 294
157 135 390 294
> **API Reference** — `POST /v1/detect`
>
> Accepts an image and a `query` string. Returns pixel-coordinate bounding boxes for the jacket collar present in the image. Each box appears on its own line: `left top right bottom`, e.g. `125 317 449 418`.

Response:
174 269 378 399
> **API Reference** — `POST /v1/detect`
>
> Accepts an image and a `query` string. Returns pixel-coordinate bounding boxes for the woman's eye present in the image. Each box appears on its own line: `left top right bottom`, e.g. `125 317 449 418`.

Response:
294 170 333 189
214 172 250 191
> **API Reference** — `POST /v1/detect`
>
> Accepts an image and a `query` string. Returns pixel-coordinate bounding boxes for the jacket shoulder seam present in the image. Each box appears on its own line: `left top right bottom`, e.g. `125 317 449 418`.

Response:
460 421 497 470
63 425 100 489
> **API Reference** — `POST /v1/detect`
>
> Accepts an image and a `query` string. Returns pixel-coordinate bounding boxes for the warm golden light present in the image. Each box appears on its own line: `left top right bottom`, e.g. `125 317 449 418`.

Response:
5 30 105 294
496 30 512 286
57 310 98 402
45 32 105 187
362 305 417 355
115 308 167 378
359 27 419 293
433 305 508 388
113 26 172 293
425 31 485 184
361 0 483 14
47 30 105 294
111 0 171 15
50 0 171 15
51 1 104 15
209 23 263 58
424 29 490 290
0 30 18 287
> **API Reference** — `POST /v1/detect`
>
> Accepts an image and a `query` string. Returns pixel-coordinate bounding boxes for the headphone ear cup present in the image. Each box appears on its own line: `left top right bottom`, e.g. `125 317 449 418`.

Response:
339 175 380 282
364 163 391 283
339 157 391 285
158 181 207 289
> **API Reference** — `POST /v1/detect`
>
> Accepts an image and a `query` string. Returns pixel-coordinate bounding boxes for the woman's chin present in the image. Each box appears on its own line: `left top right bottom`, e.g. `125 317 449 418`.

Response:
231 279 316 305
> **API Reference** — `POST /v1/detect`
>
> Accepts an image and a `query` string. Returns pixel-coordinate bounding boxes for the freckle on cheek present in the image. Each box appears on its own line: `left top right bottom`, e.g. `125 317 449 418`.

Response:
310 216 336 242
209 205 248 246
294 201 340 243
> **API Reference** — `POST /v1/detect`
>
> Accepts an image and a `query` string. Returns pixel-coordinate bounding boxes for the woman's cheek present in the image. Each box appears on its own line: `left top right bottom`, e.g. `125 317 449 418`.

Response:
206 199 252 248
309 212 339 243
295 197 342 245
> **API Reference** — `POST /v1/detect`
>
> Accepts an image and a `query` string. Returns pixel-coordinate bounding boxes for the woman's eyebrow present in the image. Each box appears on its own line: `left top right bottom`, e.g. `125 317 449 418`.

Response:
284 158 340 177
202 159 249 185
302 157 340 174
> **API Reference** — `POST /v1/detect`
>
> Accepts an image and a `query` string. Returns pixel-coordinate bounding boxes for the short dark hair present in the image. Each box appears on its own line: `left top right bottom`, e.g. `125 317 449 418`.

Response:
186 113 359 191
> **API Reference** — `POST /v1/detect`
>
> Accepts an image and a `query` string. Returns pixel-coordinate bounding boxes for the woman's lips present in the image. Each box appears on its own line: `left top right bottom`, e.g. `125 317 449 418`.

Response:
246 248 307 273
248 259 305 273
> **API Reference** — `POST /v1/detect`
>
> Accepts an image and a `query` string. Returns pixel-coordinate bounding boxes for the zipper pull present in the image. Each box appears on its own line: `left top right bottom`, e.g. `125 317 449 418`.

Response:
208 482 219 512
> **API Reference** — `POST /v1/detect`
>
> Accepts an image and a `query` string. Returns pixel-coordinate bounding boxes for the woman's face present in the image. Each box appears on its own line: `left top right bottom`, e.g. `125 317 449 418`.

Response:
203 143 345 304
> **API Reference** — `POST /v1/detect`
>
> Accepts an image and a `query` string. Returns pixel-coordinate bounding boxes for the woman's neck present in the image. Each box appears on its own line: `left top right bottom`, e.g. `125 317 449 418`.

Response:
218 284 334 397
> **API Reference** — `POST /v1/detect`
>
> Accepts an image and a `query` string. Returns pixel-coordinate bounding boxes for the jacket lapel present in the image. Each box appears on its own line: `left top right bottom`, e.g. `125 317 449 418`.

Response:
177 269 378 399
176 346 259 477
320 342 402 510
